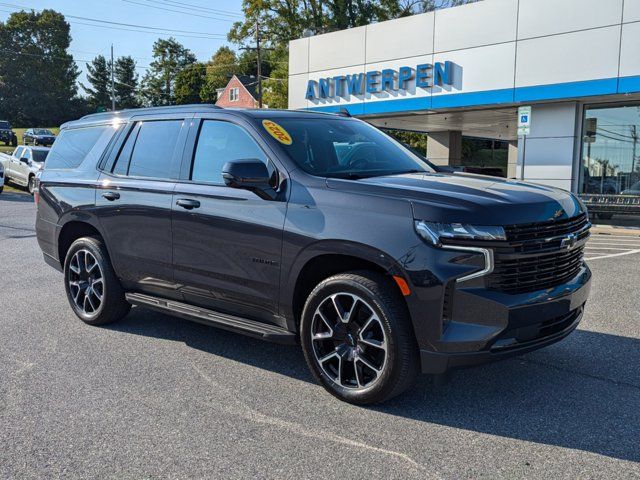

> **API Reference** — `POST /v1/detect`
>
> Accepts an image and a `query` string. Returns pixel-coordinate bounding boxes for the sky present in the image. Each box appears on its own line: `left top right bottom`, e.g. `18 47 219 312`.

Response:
0 0 246 89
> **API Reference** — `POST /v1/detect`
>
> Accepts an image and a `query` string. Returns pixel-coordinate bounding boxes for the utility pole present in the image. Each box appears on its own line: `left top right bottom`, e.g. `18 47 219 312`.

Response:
240 20 272 109
110 44 116 111
256 20 262 108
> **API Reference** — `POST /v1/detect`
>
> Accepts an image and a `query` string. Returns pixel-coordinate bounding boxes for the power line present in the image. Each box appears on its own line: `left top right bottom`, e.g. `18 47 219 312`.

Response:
146 0 243 18
121 0 237 22
0 3 228 38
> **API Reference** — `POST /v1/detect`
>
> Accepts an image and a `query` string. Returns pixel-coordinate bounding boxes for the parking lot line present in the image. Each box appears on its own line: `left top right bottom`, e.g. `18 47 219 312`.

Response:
585 246 639 250
584 249 640 260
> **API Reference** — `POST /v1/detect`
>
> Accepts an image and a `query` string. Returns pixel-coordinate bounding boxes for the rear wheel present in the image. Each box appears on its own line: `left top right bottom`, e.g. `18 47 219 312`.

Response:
300 271 419 405
63 236 130 326
27 175 36 195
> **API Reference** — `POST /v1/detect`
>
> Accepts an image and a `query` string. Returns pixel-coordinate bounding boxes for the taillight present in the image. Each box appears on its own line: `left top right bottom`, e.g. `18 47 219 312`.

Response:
34 187 40 206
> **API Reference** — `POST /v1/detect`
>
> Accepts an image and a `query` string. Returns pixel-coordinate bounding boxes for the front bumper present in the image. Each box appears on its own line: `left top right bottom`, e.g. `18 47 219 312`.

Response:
418 264 591 374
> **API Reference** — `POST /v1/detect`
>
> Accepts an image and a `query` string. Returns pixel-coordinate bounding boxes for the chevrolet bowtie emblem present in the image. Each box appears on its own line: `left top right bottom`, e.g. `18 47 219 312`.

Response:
560 233 577 250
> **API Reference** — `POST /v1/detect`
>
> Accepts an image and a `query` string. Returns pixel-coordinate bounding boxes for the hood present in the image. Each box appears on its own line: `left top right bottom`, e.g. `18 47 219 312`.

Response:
326 172 585 225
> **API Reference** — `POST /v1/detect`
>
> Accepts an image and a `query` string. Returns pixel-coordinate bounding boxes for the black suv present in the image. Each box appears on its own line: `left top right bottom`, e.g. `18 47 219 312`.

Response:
0 120 18 146
36 105 591 404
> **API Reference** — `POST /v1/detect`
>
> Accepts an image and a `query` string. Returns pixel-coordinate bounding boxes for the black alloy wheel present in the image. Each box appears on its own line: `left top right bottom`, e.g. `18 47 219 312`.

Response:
301 271 419 405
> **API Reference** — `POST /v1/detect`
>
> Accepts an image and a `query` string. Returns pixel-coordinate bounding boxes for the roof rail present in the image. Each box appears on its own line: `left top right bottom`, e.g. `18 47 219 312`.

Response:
79 104 223 121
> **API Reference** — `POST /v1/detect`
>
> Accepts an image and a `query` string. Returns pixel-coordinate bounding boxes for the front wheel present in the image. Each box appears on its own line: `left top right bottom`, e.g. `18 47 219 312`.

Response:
63 236 130 326
300 271 420 405
27 175 36 195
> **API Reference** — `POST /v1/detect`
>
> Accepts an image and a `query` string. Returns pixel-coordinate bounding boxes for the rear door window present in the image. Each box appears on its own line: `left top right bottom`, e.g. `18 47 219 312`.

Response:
112 120 182 179
46 125 111 169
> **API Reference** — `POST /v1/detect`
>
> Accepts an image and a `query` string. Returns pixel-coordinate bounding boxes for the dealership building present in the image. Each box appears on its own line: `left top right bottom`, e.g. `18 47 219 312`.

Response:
288 0 640 226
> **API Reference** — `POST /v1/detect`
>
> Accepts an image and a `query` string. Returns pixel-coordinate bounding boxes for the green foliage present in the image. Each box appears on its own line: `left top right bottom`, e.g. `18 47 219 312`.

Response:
0 9 80 126
418 0 480 12
200 46 239 103
175 63 206 105
81 55 111 112
141 37 196 106
385 130 428 156
114 56 140 109
262 47 288 109
228 0 405 47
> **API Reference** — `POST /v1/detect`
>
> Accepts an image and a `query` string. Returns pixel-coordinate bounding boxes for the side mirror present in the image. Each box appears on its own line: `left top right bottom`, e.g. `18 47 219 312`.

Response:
222 159 277 200
20 157 29 164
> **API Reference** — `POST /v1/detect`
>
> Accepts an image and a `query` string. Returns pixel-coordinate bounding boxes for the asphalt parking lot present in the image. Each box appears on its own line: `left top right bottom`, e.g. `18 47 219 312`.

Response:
1 191 639 479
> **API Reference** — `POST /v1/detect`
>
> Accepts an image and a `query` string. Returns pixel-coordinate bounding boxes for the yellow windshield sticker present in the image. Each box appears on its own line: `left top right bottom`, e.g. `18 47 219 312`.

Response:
262 120 292 145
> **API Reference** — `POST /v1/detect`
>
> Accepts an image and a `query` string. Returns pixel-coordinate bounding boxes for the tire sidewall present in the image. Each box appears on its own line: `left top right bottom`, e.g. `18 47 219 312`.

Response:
63 238 109 324
300 275 403 404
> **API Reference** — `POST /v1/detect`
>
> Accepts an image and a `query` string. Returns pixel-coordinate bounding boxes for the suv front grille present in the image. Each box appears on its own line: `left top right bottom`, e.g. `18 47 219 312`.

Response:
504 213 589 242
488 245 585 294
487 213 590 294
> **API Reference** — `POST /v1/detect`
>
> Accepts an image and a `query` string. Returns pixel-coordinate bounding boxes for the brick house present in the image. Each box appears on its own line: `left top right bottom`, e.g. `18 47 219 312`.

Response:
215 75 260 109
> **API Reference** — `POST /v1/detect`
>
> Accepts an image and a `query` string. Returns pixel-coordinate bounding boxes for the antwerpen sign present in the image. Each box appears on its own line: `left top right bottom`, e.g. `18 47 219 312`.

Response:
305 61 455 100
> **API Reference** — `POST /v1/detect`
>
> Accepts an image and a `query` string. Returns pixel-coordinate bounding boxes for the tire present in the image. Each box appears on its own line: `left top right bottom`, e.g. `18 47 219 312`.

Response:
597 213 613 220
300 271 420 405
11 135 17 147
27 175 36 195
0 186 3 195
63 236 130 326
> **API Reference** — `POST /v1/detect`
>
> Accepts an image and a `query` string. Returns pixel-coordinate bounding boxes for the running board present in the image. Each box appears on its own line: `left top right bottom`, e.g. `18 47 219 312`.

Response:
125 292 297 345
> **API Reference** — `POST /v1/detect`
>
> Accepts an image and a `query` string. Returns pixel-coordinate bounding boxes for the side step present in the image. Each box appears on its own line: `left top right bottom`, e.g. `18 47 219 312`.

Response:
125 292 297 345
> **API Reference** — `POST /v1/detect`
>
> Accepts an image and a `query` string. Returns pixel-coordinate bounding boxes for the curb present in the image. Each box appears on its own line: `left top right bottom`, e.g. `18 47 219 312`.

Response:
591 225 640 237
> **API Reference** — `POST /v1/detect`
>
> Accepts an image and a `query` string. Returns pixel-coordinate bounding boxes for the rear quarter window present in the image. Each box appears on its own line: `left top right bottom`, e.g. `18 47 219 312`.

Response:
45 125 114 170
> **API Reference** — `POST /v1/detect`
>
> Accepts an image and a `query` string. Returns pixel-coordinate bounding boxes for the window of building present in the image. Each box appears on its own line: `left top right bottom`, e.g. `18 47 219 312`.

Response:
579 104 640 227
112 120 182 179
229 87 239 102
191 120 268 184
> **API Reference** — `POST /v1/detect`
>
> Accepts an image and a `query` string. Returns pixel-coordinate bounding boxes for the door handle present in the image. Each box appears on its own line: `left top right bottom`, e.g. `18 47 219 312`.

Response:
176 198 200 210
102 191 120 201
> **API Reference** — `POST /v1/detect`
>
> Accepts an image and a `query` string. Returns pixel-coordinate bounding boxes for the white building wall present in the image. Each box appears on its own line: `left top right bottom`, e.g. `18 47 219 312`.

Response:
288 0 640 191
516 103 579 191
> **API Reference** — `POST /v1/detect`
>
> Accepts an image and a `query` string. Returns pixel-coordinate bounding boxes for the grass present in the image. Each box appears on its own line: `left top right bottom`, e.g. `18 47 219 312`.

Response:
0 127 60 154
2 183 26 194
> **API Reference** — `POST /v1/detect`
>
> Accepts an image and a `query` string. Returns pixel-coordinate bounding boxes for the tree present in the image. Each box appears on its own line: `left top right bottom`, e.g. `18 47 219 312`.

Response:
200 46 239 103
0 9 79 126
417 0 480 12
175 63 206 104
140 37 196 106
114 56 140 109
261 47 288 109
228 0 404 47
81 55 111 112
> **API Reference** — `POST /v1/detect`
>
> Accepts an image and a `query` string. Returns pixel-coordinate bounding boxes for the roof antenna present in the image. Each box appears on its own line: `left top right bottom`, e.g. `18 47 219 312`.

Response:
338 107 352 117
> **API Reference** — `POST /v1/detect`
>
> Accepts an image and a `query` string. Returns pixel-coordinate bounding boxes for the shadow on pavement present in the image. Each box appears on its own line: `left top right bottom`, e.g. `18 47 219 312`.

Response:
0 191 33 203
110 306 640 463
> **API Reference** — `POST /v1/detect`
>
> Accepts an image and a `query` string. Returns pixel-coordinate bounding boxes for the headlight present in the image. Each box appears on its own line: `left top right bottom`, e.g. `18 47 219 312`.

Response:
414 220 506 246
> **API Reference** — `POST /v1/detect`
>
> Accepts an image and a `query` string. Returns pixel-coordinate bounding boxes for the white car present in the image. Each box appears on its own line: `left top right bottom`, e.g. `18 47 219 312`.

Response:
0 145 50 194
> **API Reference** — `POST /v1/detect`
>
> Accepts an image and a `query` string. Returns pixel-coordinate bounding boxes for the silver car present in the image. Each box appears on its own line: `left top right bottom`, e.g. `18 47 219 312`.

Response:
2 146 50 194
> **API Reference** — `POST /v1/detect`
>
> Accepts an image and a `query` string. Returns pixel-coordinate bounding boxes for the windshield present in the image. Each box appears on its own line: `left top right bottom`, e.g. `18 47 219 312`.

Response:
34 129 53 135
32 150 49 163
262 117 434 179
0 121 10 129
